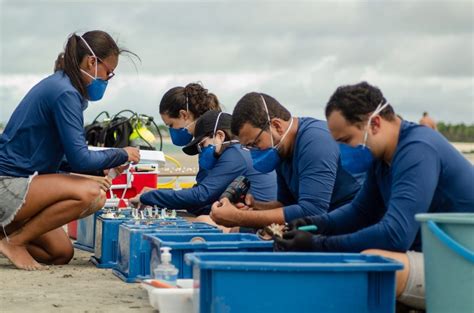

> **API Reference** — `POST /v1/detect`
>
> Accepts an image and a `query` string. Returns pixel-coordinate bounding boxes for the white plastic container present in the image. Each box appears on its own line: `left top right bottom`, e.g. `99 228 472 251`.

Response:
141 279 193 313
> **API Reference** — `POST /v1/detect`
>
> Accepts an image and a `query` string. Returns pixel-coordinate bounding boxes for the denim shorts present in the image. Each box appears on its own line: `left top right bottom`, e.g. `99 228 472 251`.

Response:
0 173 37 227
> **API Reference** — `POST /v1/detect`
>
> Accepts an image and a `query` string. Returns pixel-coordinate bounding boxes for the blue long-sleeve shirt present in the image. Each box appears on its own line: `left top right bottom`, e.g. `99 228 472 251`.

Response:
321 120 474 252
279 117 361 222
140 144 277 215
0 71 128 177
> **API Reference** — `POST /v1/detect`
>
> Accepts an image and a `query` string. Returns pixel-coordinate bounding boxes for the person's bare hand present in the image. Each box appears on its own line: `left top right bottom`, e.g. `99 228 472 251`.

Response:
210 198 243 227
243 193 255 207
129 194 141 208
123 147 140 163
89 176 113 192
235 202 252 211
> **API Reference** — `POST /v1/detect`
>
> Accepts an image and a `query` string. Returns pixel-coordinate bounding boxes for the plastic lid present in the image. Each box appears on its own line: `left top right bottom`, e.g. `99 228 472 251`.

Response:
160 247 172 264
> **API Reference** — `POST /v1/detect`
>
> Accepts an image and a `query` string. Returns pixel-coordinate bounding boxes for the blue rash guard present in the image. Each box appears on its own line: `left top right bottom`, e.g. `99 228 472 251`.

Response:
140 144 277 215
278 117 361 222
195 167 207 184
320 120 474 252
0 71 128 177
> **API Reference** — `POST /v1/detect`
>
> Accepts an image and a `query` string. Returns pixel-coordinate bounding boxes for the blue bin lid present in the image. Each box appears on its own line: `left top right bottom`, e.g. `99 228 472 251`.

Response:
185 252 404 272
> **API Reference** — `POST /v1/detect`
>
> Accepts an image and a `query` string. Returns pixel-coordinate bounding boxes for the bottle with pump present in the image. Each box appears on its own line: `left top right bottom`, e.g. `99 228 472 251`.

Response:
153 247 178 286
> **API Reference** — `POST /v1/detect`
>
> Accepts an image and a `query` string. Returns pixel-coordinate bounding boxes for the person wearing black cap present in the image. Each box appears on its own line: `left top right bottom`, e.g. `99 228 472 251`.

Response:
131 111 277 215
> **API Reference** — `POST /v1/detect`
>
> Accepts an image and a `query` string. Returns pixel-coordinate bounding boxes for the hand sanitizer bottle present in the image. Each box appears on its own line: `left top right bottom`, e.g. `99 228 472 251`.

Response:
153 247 178 286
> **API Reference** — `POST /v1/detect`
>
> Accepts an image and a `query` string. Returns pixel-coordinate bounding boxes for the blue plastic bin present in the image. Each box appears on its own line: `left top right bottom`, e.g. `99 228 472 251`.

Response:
73 211 101 252
74 209 131 252
113 222 221 282
416 213 474 313
185 252 403 313
146 233 273 279
90 216 131 268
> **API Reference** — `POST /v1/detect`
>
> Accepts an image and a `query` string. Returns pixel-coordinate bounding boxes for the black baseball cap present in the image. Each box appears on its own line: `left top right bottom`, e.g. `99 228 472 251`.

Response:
182 111 232 155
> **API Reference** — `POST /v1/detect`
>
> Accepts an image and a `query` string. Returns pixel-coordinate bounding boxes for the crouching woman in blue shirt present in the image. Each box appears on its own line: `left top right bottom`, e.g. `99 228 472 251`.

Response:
131 111 277 215
0 31 140 270
274 82 474 310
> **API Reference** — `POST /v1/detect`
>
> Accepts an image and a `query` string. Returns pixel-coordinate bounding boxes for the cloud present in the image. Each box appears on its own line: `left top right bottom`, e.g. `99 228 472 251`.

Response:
1 0 473 123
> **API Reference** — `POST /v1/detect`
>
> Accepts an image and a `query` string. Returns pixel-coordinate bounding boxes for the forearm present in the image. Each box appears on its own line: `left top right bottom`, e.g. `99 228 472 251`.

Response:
253 200 283 211
236 208 286 228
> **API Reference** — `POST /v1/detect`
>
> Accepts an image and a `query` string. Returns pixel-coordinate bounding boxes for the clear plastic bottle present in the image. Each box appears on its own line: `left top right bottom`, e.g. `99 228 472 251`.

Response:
153 247 178 286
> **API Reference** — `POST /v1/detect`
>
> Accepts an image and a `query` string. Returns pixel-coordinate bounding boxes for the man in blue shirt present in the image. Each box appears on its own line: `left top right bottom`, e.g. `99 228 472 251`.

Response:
274 82 474 310
210 92 360 228
131 111 276 214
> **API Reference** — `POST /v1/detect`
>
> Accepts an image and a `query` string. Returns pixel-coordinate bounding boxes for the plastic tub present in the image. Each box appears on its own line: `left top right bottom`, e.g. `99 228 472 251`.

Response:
113 222 221 283
73 211 101 252
185 252 403 313
141 279 193 313
416 213 474 313
146 233 273 279
90 216 131 268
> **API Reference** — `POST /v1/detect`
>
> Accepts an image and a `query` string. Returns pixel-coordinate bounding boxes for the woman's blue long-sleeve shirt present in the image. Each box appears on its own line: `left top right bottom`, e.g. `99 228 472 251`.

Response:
320 120 474 252
140 144 277 215
278 117 361 222
0 71 128 177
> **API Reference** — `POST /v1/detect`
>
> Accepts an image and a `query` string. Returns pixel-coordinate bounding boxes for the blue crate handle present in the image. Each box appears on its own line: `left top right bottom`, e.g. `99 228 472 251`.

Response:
427 220 474 263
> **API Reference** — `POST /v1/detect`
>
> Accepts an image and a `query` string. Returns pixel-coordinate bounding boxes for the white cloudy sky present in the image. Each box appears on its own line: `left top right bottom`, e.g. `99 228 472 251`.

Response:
0 0 473 125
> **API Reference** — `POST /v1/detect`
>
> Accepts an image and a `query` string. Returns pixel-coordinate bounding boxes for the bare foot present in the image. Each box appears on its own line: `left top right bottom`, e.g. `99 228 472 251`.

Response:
0 238 47 270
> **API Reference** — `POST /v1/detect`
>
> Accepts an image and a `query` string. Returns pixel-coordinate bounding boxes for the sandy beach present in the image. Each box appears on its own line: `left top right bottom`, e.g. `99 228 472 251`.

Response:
0 249 154 313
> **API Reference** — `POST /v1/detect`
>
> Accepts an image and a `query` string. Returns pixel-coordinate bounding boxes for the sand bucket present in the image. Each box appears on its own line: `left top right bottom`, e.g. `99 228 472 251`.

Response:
415 213 474 313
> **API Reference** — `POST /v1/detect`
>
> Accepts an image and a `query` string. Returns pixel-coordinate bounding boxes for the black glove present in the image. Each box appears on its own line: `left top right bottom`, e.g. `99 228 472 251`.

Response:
287 215 329 235
273 230 326 252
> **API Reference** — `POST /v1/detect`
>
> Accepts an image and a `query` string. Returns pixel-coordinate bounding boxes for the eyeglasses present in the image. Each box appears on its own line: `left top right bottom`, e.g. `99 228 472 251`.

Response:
97 57 115 80
241 124 268 150
196 136 211 153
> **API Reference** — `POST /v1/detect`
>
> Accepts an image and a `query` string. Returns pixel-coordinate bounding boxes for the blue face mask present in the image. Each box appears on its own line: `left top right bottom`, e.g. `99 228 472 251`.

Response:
169 127 193 146
250 148 281 174
79 35 108 101
85 78 108 101
339 143 374 174
250 95 294 174
198 145 218 170
338 101 390 174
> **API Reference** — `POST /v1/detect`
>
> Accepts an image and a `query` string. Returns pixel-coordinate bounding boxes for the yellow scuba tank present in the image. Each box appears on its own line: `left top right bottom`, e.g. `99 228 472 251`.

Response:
129 118 157 149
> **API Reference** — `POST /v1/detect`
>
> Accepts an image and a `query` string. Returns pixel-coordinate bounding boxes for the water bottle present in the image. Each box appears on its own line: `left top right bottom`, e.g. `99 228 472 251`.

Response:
153 247 178 286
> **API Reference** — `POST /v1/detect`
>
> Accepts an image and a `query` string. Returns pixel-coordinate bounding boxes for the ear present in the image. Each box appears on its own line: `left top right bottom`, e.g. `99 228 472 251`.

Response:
215 129 226 142
370 115 382 135
86 55 96 70
179 109 189 120
270 118 285 136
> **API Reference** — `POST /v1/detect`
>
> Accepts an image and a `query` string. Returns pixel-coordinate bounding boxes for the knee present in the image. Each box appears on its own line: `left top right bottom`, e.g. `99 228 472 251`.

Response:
48 243 74 265
77 184 106 218
81 183 106 210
